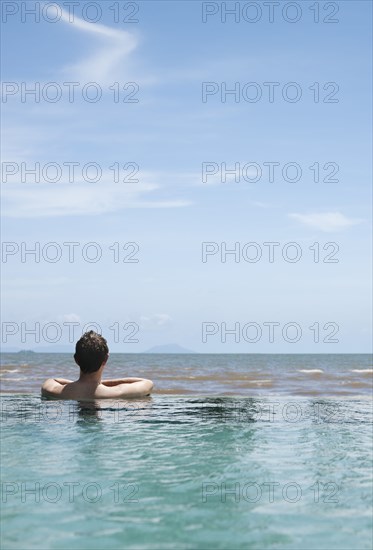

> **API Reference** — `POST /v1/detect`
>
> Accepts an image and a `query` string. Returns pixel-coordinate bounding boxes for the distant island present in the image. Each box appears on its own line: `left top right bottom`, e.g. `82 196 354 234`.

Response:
1 346 72 353
0 348 36 354
144 344 195 354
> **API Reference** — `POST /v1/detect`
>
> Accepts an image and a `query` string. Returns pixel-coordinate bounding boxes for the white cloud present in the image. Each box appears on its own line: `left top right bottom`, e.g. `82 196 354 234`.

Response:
61 313 81 323
59 6 138 84
139 314 172 329
289 212 363 232
1 179 190 218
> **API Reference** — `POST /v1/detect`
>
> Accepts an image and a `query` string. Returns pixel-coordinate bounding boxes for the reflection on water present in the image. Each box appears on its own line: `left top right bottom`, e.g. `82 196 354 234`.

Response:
2 394 372 428
73 397 155 423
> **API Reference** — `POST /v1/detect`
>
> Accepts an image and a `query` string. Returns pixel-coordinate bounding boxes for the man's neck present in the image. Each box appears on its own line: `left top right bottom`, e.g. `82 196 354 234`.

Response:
78 368 103 386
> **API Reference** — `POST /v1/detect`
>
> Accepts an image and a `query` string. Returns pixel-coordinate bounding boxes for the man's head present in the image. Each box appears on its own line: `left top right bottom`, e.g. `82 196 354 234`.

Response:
74 331 109 374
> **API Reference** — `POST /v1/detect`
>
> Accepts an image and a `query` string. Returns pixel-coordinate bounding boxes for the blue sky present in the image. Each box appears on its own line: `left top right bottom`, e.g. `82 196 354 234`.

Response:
1 0 372 352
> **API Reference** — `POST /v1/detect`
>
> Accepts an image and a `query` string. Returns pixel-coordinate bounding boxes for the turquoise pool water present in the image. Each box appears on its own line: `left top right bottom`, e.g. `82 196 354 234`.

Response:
1 393 372 549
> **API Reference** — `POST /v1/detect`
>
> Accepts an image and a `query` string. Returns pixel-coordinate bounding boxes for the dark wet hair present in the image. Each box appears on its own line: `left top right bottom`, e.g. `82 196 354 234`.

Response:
74 331 109 374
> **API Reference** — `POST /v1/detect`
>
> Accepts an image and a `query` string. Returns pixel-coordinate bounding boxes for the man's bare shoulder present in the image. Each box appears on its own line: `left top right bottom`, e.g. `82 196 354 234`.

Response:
42 379 94 400
41 378 66 398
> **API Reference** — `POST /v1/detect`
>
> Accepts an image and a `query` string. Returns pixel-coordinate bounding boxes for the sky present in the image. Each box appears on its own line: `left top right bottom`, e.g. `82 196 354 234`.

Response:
1 0 372 353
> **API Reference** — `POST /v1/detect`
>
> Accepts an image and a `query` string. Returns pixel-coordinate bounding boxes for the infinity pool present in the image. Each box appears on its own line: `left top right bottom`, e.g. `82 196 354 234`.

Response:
1 394 372 549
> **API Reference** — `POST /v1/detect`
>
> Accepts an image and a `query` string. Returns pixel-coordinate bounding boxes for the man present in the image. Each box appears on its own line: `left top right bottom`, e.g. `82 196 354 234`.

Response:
41 331 153 400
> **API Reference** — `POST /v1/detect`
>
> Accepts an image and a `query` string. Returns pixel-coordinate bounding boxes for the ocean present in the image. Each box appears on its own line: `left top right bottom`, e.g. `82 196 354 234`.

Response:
1 353 372 549
1 352 372 397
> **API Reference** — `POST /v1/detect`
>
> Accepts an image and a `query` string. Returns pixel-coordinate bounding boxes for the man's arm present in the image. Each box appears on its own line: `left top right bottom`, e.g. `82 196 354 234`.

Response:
111 379 154 397
102 377 147 387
